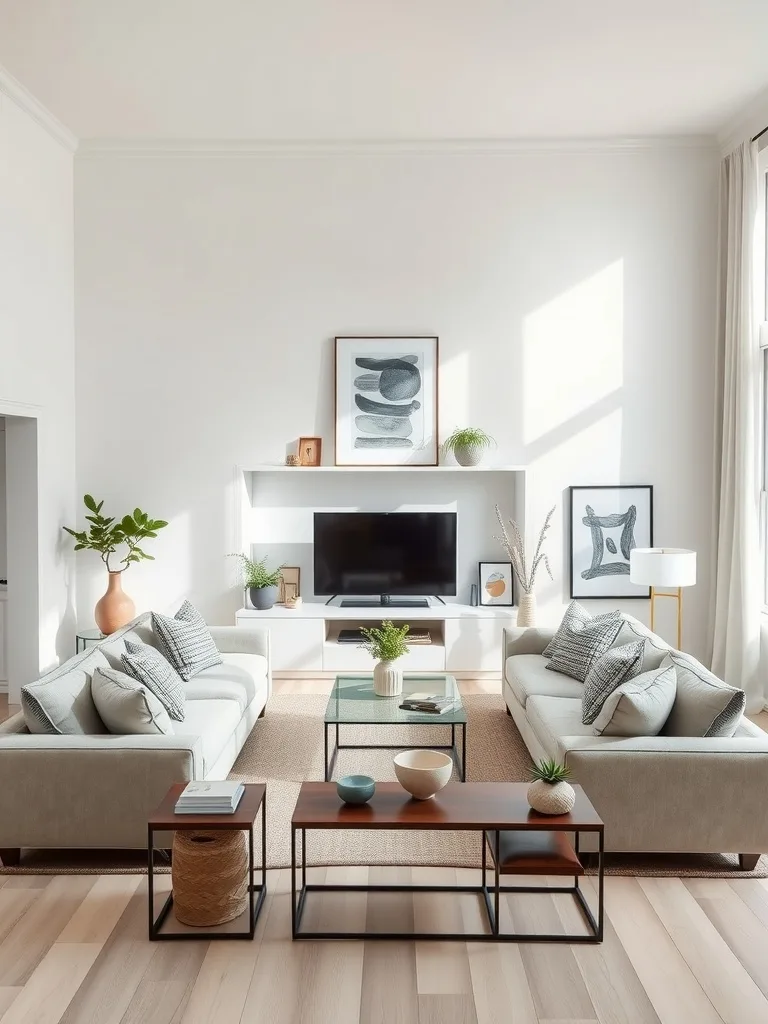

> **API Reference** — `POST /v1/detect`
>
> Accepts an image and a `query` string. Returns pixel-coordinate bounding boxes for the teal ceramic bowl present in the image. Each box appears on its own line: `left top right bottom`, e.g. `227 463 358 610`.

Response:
337 775 376 805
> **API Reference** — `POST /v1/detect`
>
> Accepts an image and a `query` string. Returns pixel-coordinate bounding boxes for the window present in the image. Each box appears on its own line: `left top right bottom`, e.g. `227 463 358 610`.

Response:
760 146 768 603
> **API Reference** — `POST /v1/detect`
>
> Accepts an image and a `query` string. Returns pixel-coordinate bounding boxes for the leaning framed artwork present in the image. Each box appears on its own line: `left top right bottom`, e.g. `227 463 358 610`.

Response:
479 561 514 607
569 485 653 599
334 336 439 466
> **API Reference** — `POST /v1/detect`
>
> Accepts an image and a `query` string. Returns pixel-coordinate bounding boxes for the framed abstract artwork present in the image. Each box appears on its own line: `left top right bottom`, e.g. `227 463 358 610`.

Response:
479 561 514 607
334 336 439 466
569 485 653 599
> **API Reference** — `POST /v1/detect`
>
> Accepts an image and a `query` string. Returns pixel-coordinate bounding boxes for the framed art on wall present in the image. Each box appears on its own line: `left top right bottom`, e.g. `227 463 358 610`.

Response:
334 336 439 466
569 485 653 599
479 561 514 607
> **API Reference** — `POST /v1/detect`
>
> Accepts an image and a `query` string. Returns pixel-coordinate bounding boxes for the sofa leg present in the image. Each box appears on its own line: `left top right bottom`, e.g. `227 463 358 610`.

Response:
0 848 21 867
739 853 760 871
505 706 512 717
259 704 267 719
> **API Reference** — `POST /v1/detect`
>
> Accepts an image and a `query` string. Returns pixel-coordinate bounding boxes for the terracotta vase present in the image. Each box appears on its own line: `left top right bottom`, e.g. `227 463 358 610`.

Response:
94 572 136 636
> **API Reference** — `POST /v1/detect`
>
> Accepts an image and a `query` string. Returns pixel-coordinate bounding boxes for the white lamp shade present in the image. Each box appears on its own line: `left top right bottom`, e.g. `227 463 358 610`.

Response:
629 548 697 588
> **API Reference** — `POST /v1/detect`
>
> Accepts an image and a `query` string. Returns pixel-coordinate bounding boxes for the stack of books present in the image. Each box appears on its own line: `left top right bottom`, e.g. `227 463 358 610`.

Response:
175 781 245 815
399 692 456 715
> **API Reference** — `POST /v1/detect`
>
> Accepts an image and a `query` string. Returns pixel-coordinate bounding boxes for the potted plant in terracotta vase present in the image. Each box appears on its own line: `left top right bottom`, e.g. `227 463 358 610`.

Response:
360 620 410 696
495 503 555 627
64 495 168 635
228 553 284 611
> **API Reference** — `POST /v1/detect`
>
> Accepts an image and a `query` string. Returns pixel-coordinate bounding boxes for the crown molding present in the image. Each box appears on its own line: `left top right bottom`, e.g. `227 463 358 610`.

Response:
0 65 77 152
77 134 717 159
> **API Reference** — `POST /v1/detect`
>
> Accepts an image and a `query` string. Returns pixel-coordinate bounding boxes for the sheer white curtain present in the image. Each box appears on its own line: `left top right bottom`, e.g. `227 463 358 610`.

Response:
710 140 762 711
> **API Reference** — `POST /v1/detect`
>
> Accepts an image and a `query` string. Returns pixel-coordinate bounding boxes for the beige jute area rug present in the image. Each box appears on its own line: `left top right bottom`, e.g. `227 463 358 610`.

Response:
4 693 766 877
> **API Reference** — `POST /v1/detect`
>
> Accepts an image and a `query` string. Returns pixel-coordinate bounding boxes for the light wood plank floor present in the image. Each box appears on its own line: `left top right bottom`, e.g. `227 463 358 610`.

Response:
0 682 767 1024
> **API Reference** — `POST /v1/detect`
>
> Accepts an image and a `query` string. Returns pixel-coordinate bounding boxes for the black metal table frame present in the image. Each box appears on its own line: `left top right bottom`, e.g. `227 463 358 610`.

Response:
323 719 467 783
291 824 603 942
147 800 267 941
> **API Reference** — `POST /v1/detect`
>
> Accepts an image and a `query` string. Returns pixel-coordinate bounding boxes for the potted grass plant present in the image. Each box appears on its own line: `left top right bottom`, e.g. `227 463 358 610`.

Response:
360 620 410 696
495 504 555 627
228 553 284 610
441 427 496 467
527 758 576 815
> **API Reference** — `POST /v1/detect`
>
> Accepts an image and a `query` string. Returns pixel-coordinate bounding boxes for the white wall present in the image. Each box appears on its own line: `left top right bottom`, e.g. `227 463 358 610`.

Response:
74 143 719 659
0 87 76 693
0 419 6 580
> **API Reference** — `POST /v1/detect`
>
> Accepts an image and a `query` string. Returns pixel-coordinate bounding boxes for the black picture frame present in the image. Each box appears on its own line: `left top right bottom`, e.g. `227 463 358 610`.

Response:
478 561 515 607
569 485 653 600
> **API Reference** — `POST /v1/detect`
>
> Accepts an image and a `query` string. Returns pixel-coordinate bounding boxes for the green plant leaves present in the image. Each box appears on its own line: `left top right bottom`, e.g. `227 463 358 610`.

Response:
63 496 168 571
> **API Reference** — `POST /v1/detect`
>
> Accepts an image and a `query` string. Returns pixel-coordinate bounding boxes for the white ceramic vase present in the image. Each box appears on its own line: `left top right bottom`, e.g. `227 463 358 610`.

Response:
454 443 484 467
527 779 576 815
517 592 537 627
373 660 403 697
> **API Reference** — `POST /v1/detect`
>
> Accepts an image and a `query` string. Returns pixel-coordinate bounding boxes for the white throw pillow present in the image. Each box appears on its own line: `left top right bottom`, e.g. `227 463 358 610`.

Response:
92 666 174 736
21 648 109 735
661 651 745 738
593 664 677 736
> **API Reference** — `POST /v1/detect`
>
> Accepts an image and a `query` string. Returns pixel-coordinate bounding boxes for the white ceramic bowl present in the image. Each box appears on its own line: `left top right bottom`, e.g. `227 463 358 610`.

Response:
393 749 453 800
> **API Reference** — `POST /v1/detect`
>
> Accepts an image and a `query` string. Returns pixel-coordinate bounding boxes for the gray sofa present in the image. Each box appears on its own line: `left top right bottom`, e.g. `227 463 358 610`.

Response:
0 612 270 855
503 618 768 866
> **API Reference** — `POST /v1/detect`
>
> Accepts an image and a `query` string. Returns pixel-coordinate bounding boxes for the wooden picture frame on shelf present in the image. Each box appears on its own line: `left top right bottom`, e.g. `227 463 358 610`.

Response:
298 437 322 467
278 567 301 604
478 561 514 607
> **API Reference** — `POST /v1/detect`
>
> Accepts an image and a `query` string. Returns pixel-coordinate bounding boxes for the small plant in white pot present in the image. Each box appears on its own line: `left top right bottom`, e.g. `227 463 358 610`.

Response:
360 620 410 696
228 553 284 611
495 503 555 627
527 758 576 815
441 427 496 467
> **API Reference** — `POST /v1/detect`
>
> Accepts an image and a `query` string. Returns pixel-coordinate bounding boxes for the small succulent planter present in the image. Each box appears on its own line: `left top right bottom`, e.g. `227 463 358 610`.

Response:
527 759 576 815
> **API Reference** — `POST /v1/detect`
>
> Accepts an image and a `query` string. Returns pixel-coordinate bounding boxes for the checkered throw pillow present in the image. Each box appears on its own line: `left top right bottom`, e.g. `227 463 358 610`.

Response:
121 642 186 722
581 640 645 724
151 600 222 681
545 610 623 683
543 600 621 659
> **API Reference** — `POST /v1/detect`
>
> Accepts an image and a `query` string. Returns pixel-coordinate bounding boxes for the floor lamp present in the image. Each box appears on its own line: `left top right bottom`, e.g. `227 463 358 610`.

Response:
629 548 697 649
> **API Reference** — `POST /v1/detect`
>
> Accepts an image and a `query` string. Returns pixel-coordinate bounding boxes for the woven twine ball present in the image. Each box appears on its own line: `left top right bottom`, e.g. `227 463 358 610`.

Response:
172 829 249 927
286 454 301 466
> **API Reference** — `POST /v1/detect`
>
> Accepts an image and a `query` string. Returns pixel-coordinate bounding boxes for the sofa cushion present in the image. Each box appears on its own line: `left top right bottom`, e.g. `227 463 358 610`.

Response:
122 641 186 722
91 666 174 736
183 653 268 711
505 655 584 708
21 649 109 735
593 664 677 737
661 651 746 738
180 698 244 775
546 611 623 682
152 600 223 681
581 640 645 724
525 696 595 761
543 601 620 658
98 621 160 669
610 615 671 671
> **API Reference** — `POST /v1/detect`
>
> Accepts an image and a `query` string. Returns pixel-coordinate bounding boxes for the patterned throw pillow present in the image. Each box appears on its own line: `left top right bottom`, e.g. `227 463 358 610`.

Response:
122 641 186 722
543 601 621 659
545 610 623 683
581 640 645 724
151 600 223 682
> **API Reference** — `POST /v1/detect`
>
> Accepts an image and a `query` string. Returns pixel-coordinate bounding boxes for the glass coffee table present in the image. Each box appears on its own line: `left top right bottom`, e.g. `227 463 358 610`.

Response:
324 674 467 783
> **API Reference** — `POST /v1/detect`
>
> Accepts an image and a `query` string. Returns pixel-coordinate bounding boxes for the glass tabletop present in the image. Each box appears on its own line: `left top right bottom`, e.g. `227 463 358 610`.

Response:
325 674 466 725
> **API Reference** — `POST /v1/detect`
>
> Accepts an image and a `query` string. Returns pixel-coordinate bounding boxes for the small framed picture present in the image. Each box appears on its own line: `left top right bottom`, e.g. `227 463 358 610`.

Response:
479 561 514 606
278 567 301 604
298 437 322 467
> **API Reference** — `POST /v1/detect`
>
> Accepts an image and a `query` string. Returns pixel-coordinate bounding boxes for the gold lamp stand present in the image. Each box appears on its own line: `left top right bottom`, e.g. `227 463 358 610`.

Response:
649 586 683 650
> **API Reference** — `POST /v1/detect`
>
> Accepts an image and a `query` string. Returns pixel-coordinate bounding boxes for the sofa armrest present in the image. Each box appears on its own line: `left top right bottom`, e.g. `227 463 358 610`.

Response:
502 626 555 663
209 626 270 661
0 732 204 849
565 737 768 854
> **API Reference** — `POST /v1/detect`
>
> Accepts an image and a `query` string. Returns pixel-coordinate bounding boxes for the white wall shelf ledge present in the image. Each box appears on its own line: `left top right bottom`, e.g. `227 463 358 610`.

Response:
244 464 526 473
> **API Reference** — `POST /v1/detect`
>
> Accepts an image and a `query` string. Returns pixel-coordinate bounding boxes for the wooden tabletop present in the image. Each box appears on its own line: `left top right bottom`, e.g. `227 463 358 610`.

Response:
291 782 603 831
148 783 266 829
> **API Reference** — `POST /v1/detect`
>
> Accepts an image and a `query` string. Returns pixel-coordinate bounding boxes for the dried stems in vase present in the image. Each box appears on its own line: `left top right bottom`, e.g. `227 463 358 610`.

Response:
495 504 556 595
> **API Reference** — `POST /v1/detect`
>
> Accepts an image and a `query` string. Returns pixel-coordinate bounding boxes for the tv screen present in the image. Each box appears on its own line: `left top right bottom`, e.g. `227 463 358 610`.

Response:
313 512 457 597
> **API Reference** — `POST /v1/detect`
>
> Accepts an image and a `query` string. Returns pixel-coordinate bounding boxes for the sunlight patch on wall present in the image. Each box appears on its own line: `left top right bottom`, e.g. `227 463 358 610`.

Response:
523 260 624 445
437 350 470 438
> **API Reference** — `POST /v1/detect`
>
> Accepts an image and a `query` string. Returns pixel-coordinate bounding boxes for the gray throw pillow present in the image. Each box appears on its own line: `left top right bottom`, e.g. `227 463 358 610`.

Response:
21 648 109 735
151 600 222 681
593 664 677 736
545 610 623 683
122 641 186 722
661 651 745 738
609 614 671 671
543 601 621 659
92 666 174 736
581 640 645 724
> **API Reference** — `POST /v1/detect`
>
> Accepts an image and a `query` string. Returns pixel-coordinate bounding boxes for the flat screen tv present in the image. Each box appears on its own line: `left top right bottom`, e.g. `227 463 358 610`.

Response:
313 512 457 599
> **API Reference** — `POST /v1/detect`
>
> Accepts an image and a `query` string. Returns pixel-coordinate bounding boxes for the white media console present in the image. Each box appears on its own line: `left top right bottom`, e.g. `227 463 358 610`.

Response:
235 601 516 677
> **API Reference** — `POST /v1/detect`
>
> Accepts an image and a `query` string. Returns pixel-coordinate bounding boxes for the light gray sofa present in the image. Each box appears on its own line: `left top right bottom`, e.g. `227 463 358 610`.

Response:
0 612 270 856
503 618 768 867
